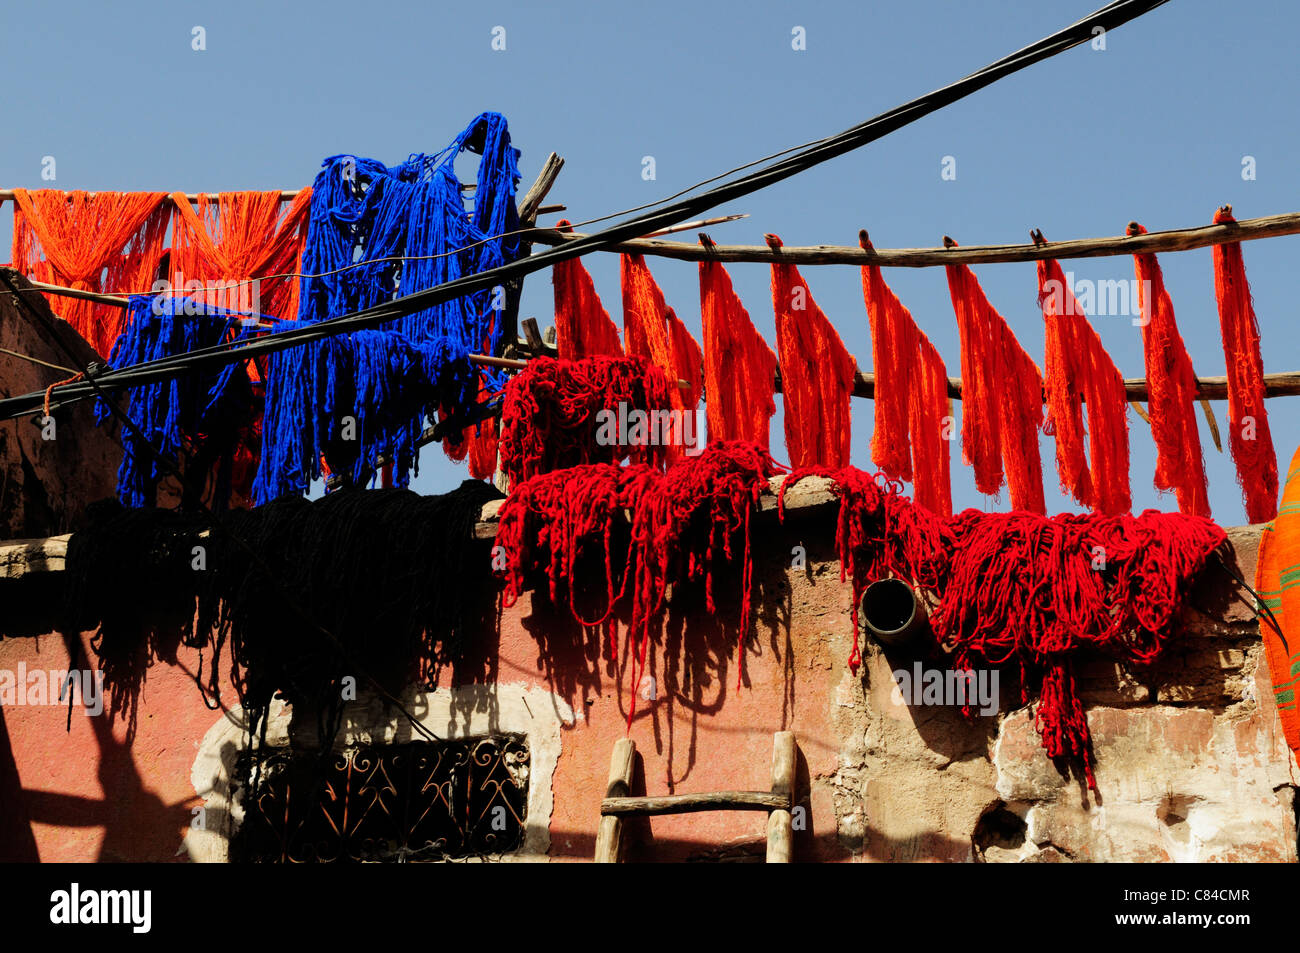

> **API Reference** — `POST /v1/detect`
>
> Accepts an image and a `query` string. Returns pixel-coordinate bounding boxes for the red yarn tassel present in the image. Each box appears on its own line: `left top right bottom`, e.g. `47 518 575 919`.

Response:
768 234 856 469
860 235 952 516
1211 206 1277 522
1129 223 1211 517
945 252 1046 512
621 253 704 459
698 258 777 448
1037 255 1131 515
552 220 623 359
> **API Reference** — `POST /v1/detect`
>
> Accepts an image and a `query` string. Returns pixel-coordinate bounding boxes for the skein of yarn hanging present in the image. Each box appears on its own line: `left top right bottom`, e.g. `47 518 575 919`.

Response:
698 257 777 449
767 234 856 469
65 481 503 746
495 354 675 487
95 295 259 510
1036 251 1131 516
553 221 625 360
497 441 783 722
1128 222 1211 518
860 232 953 516
944 245 1046 513
10 189 170 357
780 464 1226 791
1210 206 1277 523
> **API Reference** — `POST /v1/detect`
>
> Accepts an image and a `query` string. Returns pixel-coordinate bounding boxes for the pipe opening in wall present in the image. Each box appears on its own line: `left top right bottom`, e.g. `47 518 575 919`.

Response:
860 578 927 647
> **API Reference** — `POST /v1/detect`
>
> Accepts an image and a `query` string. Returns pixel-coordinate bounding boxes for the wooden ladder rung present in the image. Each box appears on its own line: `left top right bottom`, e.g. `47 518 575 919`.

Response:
593 731 798 863
602 790 789 816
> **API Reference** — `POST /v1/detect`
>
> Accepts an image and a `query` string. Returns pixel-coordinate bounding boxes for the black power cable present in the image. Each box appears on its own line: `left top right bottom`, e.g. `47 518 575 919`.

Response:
0 0 1170 422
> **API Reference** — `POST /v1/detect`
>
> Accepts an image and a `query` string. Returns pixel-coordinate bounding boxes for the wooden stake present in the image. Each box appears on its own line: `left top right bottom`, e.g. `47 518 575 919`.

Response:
594 738 637 863
765 730 796 863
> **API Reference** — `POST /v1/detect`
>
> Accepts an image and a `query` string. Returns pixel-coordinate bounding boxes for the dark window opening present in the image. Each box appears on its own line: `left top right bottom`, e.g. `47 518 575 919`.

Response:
232 735 529 862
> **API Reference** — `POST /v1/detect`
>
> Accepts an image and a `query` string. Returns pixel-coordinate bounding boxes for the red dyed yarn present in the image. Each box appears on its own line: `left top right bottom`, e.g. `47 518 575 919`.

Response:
931 507 1226 791
1129 223 1211 518
780 466 954 672
11 189 170 357
768 235 856 469
496 355 673 486
621 253 704 459
1037 256 1131 515
467 418 500 480
860 239 952 516
1211 207 1277 523
552 221 623 359
945 254 1046 513
698 258 777 448
497 441 783 722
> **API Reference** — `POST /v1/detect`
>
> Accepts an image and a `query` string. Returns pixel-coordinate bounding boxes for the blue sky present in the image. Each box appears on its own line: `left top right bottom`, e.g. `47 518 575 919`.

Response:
2 0 1295 524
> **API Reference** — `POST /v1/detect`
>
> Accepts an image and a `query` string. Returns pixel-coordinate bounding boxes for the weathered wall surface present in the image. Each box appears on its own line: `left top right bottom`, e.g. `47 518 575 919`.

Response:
0 270 124 540
0 507 1295 862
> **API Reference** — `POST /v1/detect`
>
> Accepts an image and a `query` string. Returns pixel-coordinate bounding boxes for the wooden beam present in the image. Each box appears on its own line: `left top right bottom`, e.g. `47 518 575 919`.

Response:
594 738 637 863
526 210 1300 268
517 153 565 225
765 731 796 863
601 790 789 817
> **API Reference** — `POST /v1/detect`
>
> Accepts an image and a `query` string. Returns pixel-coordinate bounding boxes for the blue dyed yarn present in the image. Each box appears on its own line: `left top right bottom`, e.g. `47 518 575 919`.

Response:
252 325 476 504
96 295 256 509
297 112 521 370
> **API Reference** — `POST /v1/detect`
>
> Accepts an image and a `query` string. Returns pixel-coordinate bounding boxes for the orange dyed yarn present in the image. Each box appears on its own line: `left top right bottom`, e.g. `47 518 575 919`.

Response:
467 417 500 481
860 239 952 516
768 235 855 469
11 189 169 357
169 190 312 322
620 253 704 459
1211 207 1277 523
1129 223 1211 518
1037 256 1131 515
698 258 777 448
552 220 623 359
945 254 1046 513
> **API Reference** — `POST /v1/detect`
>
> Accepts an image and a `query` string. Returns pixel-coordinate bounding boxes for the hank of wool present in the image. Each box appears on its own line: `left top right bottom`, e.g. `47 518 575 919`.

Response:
10 189 170 357
698 258 777 448
1036 254 1131 515
1128 222 1211 517
930 507 1227 791
779 466 955 672
95 295 258 510
859 233 953 516
298 114 521 364
495 355 674 487
768 235 856 469
497 441 784 720
552 221 625 359
66 482 503 747
945 250 1046 513
620 253 705 459
252 326 475 502
1210 206 1277 523
168 190 313 324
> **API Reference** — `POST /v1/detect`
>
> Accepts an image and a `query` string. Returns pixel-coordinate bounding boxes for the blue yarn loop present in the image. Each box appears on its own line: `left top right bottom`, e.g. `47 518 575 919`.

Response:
95 295 258 509
252 325 475 503
253 112 521 502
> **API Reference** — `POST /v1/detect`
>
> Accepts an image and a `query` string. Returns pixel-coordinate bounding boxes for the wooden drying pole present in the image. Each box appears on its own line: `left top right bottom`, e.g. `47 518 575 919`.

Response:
524 210 1300 267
